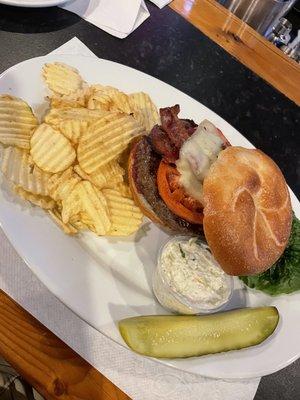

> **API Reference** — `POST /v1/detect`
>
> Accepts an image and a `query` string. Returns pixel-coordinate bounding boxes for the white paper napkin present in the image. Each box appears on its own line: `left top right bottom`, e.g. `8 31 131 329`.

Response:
151 0 172 8
62 0 150 39
0 37 260 400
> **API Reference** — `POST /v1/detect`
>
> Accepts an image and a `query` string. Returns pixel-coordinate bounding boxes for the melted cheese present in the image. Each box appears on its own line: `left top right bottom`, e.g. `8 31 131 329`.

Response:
176 120 223 202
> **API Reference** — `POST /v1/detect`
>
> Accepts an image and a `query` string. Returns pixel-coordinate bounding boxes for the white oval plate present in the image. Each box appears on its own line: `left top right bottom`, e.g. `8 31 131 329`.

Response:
0 0 67 7
0 55 299 380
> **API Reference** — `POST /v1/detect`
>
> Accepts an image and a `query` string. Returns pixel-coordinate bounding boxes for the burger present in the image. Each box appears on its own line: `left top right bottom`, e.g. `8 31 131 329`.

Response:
128 105 292 276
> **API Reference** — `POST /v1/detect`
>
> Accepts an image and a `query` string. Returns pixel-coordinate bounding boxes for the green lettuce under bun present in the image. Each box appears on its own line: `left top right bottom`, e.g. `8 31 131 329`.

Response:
240 215 300 296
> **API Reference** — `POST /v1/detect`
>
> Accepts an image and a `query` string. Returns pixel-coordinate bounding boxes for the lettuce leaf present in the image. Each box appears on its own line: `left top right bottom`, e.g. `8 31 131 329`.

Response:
240 215 300 296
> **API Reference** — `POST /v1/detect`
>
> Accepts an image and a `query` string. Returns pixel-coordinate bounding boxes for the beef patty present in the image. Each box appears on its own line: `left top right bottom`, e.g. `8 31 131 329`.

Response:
132 136 203 236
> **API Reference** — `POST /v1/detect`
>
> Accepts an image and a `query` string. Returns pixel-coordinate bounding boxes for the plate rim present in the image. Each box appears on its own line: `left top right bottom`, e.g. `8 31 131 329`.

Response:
0 0 68 7
0 53 299 380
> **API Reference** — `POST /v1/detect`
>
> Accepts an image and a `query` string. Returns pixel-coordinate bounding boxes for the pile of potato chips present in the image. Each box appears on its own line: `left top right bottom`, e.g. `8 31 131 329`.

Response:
0 62 161 236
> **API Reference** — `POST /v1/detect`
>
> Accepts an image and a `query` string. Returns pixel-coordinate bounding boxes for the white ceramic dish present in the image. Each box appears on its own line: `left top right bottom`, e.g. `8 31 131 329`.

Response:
0 54 299 380
0 0 67 7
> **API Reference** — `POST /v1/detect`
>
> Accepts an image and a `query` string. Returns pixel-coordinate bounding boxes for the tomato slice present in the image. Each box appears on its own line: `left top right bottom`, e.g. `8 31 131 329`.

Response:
157 161 204 225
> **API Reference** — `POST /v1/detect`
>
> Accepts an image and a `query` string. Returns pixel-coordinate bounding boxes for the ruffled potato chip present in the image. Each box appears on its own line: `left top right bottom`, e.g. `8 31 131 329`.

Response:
77 113 143 174
62 181 111 235
0 95 38 149
43 62 84 96
103 188 143 236
74 162 124 190
48 167 81 201
30 124 76 173
14 186 55 210
45 107 107 126
1 146 52 196
129 92 160 132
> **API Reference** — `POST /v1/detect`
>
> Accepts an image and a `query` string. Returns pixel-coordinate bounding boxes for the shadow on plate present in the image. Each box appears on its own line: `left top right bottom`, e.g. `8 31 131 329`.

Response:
0 4 81 33
108 301 167 329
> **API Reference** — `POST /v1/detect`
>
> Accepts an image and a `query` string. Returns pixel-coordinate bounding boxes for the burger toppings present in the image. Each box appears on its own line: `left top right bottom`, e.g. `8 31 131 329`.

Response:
130 105 230 233
159 105 197 149
131 136 203 234
148 105 197 163
147 125 179 162
157 162 204 225
176 120 226 203
148 106 229 220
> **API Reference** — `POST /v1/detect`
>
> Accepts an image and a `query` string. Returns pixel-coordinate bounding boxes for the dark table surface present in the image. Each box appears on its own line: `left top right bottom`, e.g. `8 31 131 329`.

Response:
0 2 299 399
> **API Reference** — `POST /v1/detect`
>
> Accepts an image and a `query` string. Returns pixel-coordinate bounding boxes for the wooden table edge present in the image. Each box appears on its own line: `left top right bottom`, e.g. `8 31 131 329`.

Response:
0 289 131 400
170 0 300 105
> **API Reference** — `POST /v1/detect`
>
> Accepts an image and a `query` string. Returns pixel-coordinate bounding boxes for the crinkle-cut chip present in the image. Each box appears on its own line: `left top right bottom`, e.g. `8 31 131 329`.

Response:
30 124 76 173
62 181 111 235
74 162 124 190
1 146 51 196
48 167 81 201
103 188 143 236
49 87 92 109
129 92 160 132
106 90 145 130
0 95 38 149
110 91 133 114
87 85 128 112
78 181 111 235
42 62 84 96
90 85 120 97
14 186 55 209
78 212 95 230
87 88 145 128
131 109 146 129
48 209 78 235
77 113 143 174
87 92 113 111
59 120 89 144
61 184 82 224
44 107 107 126
115 182 133 199
69 217 88 231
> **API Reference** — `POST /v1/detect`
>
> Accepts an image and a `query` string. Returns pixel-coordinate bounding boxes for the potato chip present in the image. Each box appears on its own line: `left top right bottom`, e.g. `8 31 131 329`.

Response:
48 209 78 235
14 186 55 209
79 181 111 235
49 87 92 109
47 167 81 201
87 91 113 111
44 107 107 126
43 63 84 96
129 92 160 132
78 212 95 230
103 188 143 236
59 120 89 144
90 85 120 97
77 113 143 174
69 217 88 231
62 181 111 235
115 182 133 199
1 146 51 196
61 184 82 224
110 91 133 114
0 95 38 149
74 161 124 190
87 85 144 115
30 123 76 173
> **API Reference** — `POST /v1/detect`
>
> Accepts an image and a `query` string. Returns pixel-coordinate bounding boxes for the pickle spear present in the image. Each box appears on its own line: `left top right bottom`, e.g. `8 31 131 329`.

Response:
118 307 279 358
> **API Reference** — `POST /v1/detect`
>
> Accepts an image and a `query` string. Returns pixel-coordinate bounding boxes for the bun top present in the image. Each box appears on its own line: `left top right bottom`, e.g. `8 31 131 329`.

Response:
203 147 292 276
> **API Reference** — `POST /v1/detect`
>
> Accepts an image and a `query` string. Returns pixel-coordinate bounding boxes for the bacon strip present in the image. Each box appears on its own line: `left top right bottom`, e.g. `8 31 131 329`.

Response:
148 105 197 162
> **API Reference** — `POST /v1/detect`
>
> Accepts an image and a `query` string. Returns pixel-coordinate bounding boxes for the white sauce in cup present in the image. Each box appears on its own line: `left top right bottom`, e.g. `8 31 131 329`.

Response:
153 237 233 314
